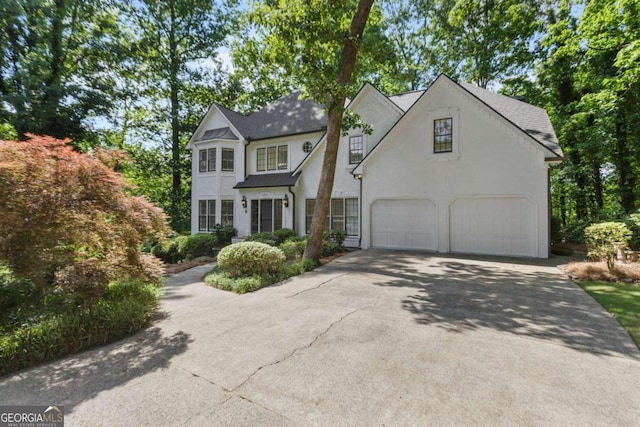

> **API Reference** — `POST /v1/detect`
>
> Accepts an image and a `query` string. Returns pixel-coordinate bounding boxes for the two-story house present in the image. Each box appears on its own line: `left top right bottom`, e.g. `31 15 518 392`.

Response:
186 75 563 258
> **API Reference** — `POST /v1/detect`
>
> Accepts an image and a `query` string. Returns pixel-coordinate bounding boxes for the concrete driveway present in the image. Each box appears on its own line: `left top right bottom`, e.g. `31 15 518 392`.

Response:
1 250 639 426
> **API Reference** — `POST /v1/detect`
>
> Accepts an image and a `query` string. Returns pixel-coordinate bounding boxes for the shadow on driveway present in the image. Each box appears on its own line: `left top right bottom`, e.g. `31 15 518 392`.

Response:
0 327 191 414
328 250 639 358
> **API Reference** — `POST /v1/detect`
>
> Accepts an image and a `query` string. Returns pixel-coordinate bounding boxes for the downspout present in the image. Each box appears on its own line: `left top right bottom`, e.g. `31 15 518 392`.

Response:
358 173 363 248
288 185 296 232
548 166 551 258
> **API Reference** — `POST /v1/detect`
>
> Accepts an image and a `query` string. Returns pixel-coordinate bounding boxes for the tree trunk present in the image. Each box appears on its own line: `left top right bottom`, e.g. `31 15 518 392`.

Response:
168 0 182 225
303 0 375 261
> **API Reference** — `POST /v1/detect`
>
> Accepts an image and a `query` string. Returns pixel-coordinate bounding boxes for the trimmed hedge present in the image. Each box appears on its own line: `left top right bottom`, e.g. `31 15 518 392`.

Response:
217 242 286 278
205 258 318 294
585 222 632 270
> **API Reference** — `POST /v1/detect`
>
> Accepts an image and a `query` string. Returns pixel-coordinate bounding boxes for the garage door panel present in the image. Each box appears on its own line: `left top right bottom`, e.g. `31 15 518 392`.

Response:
371 199 437 250
450 197 536 257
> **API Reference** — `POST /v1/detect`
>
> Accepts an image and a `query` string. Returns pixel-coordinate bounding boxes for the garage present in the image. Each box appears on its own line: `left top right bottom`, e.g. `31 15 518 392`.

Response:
449 197 537 257
371 199 437 250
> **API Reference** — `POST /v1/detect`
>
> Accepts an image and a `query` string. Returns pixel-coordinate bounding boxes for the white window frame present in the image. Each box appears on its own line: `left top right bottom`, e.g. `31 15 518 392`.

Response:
199 148 216 173
221 148 234 171
198 200 216 232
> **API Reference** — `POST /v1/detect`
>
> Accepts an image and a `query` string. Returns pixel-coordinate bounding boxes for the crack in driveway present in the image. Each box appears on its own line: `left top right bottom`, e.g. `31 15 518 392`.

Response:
285 273 348 298
231 307 360 393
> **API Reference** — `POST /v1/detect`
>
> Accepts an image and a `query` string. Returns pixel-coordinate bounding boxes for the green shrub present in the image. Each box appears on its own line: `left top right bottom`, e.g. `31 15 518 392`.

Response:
563 220 592 244
245 232 277 246
624 213 640 251
212 225 237 246
181 233 218 260
274 228 297 244
0 279 161 376
280 239 306 261
217 242 286 278
204 269 263 294
323 229 346 248
152 233 225 263
585 222 632 270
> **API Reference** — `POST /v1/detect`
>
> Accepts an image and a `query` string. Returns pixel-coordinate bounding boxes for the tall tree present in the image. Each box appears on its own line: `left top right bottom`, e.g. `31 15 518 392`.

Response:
121 0 237 231
0 0 121 142
239 0 375 260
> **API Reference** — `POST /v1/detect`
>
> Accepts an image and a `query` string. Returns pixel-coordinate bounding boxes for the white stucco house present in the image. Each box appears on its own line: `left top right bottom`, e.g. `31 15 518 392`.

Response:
186 74 563 258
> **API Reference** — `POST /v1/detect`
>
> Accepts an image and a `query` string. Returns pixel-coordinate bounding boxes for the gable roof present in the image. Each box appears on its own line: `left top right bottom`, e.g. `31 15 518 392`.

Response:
353 74 562 174
291 82 404 176
458 83 562 157
216 90 327 141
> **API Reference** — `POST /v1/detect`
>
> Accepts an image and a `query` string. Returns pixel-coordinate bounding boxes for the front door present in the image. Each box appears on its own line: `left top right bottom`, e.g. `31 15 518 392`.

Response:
251 199 283 234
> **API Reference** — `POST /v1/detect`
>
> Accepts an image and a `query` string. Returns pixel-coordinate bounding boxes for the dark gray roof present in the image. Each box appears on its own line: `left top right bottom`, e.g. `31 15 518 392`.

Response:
233 172 299 189
217 91 327 141
459 82 562 157
197 127 238 141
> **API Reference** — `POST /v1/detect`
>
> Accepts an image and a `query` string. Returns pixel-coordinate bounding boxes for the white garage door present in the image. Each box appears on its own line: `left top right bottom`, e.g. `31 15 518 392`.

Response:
450 197 537 257
371 199 437 250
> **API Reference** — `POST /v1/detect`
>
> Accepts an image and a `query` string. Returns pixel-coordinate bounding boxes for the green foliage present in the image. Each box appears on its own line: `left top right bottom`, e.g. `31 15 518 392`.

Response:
0 135 170 299
585 222 632 270
280 239 307 261
0 278 161 376
217 242 286 279
205 258 318 294
323 229 346 247
245 232 277 246
624 213 640 251
246 228 297 246
274 228 298 244
150 230 235 264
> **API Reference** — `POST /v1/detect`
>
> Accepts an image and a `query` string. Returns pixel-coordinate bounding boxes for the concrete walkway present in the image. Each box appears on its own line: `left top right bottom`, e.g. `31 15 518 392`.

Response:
1 250 639 426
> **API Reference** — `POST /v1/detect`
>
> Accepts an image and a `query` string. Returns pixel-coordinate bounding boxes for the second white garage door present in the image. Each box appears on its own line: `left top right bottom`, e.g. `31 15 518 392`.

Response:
371 199 437 250
450 196 537 257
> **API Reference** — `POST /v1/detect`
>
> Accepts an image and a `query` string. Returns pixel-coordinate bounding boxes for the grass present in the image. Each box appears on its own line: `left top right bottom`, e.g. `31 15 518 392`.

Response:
577 280 640 348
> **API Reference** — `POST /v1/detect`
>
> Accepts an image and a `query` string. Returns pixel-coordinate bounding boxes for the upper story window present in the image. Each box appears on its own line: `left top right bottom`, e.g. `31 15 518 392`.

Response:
257 145 288 171
302 141 313 153
349 135 363 164
199 148 216 172
434 118 453 153
221 148 234 171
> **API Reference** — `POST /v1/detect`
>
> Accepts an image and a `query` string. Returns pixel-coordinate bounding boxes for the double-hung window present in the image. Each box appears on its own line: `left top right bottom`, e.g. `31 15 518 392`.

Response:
221 148 234 171
199 148 216 172
257 145 288 171
349 135 363 164
220 200 234 227
198 200 216 232
305 198 358 236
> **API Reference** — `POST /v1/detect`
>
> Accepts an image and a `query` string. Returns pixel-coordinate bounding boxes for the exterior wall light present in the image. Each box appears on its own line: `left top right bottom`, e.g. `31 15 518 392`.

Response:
283 194 289 207
241 195 247 209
